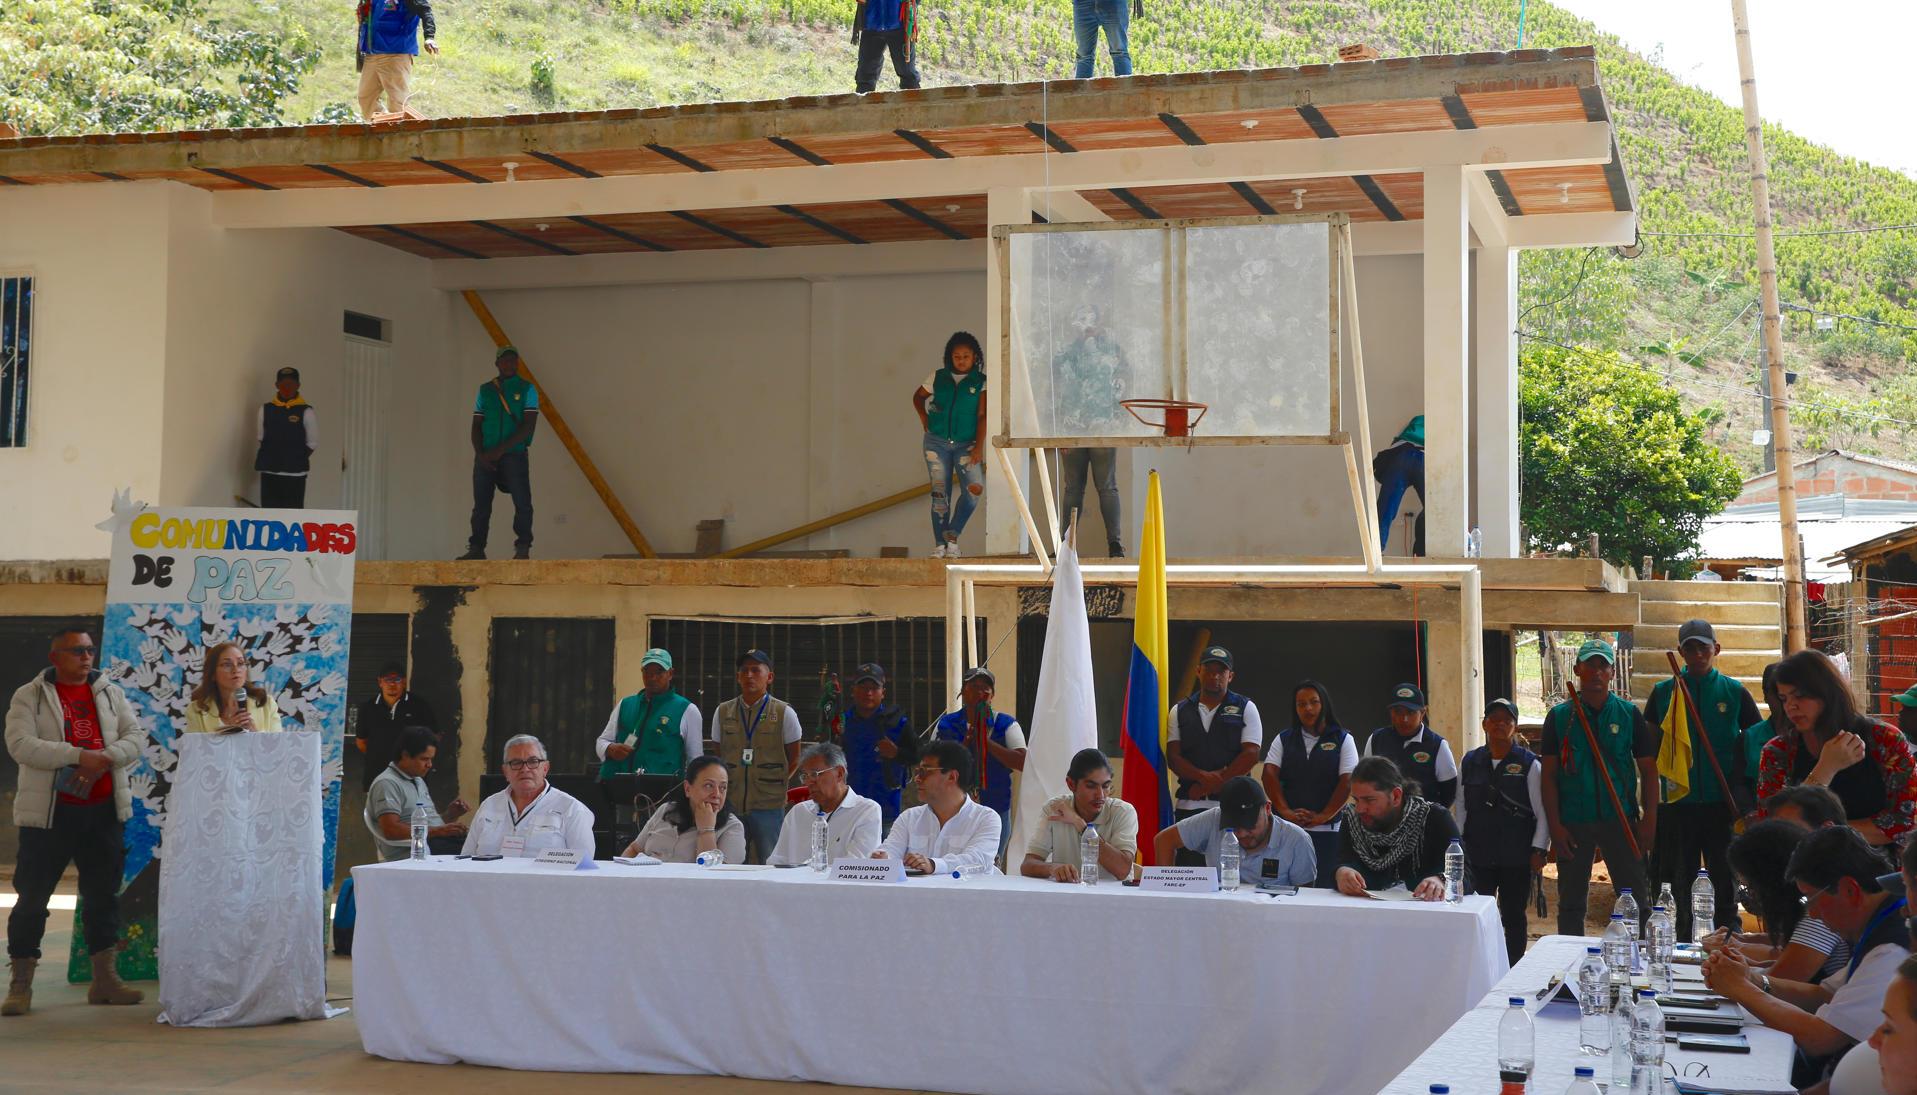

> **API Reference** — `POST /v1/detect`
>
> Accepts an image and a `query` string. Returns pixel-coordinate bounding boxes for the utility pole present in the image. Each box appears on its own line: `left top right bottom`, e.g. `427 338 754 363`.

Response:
1731 0 1808 653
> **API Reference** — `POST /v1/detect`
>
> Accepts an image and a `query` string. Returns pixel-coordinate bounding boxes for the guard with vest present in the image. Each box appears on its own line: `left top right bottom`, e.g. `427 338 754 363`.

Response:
462 347 539 561
356 0 437 119
255 367 318 509
913 333 987 558
1458 698 1549 963
595 648 702 782
1263 680 1360 889
837 663 915 831
713 649 804 863
1167 646 1262 817
1644 618 1764 942
1363 682 1459 807
933 666 1026 859
1540 638 1660 936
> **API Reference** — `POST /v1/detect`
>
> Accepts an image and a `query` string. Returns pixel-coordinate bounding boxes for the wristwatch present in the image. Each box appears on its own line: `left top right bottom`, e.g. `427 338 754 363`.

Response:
1757 972 1772 995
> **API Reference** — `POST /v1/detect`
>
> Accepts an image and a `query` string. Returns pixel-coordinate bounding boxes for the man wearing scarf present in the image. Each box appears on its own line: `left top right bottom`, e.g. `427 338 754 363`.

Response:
1333 756 1461 902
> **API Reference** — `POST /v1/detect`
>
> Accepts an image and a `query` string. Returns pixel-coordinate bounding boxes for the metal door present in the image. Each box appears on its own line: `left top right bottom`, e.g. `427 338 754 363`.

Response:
340 335 390 558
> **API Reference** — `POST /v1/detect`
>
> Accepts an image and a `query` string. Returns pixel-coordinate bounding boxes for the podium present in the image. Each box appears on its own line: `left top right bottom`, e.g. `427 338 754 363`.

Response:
156 732 333 1027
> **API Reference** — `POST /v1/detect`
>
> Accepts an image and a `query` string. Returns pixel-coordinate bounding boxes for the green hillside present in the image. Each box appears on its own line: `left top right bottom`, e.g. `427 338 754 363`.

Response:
11 0 1917 471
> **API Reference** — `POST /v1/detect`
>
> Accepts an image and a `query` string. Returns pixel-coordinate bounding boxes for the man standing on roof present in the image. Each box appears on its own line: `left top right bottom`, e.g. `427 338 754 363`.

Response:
1373 415 1424 555
461 347 538 561
255 367 318 509
356 0 437 120
851 0 921 95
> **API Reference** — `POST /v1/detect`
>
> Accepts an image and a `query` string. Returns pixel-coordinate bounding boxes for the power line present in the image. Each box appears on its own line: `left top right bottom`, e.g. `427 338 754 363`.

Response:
1639 222 1917 239
1781 303 1917 335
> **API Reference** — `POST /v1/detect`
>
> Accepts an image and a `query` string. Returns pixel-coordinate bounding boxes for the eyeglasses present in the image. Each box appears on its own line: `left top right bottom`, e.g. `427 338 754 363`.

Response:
57 646 97 658
1798 882 1837 908
504 757 547 771
912 766 946 782
217 659 246 670
798 767 842 782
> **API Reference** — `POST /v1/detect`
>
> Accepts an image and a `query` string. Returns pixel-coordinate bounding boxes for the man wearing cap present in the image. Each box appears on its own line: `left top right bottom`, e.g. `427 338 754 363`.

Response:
1167 647 1264 841
713 649 804 863
934 667 1026 859
595 648 701 781
461 347 538 561
1644 618 1764 941
1152 775 1317 888
1458 698 1549 962
1362 682 1458 808
255 367 318 509
354 661 437 792
1894 685 1917 748
1373 414 1423 554
1541 638 1661 935
836 663 915 832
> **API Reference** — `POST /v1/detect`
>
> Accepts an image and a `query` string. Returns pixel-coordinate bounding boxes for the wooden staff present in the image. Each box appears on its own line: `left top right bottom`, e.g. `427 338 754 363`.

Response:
1664 652 1747 827
1563 682 1643 861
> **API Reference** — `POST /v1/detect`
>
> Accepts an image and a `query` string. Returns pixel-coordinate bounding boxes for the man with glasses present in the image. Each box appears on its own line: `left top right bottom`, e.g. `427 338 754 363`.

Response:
5 625 149 1016
460 735 595 859
355 661 437 792
767 741 881 866
874 740 1001 875
1704 825 1911 1082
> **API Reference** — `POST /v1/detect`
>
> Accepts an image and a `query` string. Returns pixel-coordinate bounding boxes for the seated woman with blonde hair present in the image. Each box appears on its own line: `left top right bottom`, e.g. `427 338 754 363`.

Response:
183 642 283 734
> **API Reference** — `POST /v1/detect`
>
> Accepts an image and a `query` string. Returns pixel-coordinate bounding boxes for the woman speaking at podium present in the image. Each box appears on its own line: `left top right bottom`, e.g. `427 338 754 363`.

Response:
183 642 283 734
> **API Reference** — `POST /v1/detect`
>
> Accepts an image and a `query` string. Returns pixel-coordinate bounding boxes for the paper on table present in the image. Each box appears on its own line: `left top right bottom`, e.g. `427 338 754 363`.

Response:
612 855 662 866
707 864 775 872
1366 887 1419 901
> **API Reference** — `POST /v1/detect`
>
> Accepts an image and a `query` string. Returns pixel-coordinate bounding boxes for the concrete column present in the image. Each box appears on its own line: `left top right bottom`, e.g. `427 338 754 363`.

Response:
805 279 842 551
1423 166 1471 557
1474 245 1519 558
985 187 1034 556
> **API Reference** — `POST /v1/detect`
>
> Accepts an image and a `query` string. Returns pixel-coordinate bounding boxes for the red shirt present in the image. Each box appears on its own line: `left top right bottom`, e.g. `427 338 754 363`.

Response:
55 682 113 805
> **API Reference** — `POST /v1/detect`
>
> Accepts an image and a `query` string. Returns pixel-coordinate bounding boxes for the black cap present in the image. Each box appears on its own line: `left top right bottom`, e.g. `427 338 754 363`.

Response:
853 663 886 686
1387 683 1426 709
1483 698 1520 721
1200 646 1233 669
376 661 406 680
1677 619 1717 649
736 649 772 669
1217 776 1267 831
962 666 995 686
276 366 300 382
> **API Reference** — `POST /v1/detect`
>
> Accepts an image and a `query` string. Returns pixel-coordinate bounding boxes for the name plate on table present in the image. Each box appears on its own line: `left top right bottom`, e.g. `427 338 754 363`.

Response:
1139 866 1219 892
830 858 904 883
530 848 593 870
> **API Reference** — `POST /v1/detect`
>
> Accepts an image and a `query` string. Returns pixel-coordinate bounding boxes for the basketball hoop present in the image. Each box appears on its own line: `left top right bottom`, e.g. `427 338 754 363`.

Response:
1121 398 1209 438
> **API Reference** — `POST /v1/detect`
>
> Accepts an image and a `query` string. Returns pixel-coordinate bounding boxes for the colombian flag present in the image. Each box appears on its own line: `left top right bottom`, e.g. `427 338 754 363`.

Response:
1121 471 1173 862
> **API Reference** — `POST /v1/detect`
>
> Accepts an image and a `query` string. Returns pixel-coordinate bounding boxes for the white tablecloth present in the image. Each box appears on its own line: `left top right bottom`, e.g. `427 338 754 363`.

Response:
1380 935 1797 1094
352 860 1508 1094
157 732 332 1027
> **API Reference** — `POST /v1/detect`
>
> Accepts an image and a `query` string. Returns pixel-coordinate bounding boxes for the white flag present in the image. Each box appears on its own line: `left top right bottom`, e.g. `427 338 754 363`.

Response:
1008 539 1099 863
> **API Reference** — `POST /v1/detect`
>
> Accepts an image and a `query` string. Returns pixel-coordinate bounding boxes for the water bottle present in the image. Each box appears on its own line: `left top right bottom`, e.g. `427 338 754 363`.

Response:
1601 914 1632 990
1691 868 1716 944
808 808 829 872
1497 997 1535 1077
1565 1065 1601 1095
1577 946 1611 1054
1657 881 1677 915
1615 887 1641 966
1609 990 1636 1091
1466 526 1483 558
1218 828 1242 891
1080 823 1101 886
1630 990 1666 1093
1648 905 1676 993
1444 838 1466 903
409 801 429 861
1428 1087 1450 1094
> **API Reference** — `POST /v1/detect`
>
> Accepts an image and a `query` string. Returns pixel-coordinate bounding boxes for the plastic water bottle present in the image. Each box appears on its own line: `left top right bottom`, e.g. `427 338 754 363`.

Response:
1692 868 1716 943
808 809 830 872
1080 823 1101 886
1428 1087 1450 1094
1497 997 1535 1077
1657 881 1677 915
1601 914 1633 999
1630 990 1666 1093
1218 828 1242 891
1466 526 1483 558
1648 904 1676 993
409 802 429 861
1565 1065 1601 1095
1609 990 1636 1091
1615 887 1641 966
1444 838 1466 903
1577 946 1611 1054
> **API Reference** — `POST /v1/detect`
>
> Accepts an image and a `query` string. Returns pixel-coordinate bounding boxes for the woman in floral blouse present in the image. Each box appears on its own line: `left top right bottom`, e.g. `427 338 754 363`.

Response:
1756 648 1916 847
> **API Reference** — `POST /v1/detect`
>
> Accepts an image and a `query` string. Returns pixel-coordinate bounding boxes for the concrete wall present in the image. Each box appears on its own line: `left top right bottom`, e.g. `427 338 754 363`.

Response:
1736 452 1917 506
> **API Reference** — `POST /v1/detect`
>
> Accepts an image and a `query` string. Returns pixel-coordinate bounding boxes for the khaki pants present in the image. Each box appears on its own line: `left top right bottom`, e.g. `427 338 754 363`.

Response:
358 53 414 118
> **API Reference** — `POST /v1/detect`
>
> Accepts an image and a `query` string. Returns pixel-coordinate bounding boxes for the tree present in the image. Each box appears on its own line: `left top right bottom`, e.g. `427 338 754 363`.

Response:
1519 343 1743 573
0 0 318 136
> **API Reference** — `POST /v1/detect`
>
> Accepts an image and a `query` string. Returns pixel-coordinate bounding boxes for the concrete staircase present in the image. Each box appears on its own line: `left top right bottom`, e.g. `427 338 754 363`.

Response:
1627 579 1785 703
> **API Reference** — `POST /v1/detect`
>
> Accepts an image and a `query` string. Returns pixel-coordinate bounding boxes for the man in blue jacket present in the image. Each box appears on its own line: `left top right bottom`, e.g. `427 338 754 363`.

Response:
852 0 920 94
358 0 438 119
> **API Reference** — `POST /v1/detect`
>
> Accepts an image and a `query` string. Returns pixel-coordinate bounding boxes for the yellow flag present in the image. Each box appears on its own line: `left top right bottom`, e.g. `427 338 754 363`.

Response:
1657 680 1693 801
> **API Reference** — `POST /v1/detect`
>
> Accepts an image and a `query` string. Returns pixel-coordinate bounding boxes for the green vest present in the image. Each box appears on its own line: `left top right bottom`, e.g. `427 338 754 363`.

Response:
478 375 536 452
1547 693 1643 825
926 367 985 444
598 689 693 780
1645 669 1751 805
717 694 793 813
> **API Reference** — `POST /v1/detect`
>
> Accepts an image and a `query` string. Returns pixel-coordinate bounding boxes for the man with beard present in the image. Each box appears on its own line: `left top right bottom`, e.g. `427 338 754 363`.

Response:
1333 756 1461 902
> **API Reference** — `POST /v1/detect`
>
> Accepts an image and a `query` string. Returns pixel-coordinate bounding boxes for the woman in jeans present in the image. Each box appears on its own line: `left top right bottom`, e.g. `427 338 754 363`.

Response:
912 332 987 558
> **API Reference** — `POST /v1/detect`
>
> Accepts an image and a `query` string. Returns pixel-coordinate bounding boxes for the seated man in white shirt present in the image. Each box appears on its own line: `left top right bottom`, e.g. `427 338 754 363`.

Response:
875 739 1001 875
768 741 882 866
460 734 597 859
1020 747 1139 883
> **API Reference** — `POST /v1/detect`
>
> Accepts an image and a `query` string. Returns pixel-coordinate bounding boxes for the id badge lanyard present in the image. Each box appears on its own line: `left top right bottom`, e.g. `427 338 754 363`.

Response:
739 696 769 767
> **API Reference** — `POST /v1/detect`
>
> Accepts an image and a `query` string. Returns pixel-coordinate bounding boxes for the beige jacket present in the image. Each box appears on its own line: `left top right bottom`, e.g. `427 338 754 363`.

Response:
182 694 283 734
6 670 147 828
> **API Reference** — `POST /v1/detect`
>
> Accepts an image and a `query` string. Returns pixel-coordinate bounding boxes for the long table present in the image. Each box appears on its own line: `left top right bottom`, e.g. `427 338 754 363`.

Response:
1380 935 1797 1094
353 858 1507 1095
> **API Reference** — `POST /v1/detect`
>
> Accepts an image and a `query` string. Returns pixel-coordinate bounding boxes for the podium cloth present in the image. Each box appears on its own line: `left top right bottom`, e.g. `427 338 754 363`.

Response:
353 859 1506 1094
156 732 334 1027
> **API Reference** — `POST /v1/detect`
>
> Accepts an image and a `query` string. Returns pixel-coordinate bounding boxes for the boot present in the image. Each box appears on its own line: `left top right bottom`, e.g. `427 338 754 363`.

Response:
87 950 142 1006
1 958 32 1016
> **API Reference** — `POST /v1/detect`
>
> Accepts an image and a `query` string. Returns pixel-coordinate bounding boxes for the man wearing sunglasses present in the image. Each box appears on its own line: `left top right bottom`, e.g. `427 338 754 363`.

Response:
460 735 595 859
874 740 1001 875
5 625 149 1016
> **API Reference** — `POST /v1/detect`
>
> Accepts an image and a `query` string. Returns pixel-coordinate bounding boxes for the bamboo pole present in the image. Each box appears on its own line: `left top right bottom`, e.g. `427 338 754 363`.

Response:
459 290 656 559
718 484 930 558
1729 0 1807 653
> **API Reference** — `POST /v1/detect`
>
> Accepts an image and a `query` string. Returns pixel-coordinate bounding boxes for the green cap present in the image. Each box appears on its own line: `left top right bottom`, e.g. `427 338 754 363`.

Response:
1894 685 1917 708
495 345 519 363
1393 415 1424 447
1576 638 1616 664
640 648 673 670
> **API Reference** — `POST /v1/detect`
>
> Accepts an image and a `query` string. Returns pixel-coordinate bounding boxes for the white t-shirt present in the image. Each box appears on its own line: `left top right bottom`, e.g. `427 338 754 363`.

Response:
1364 730 1460 784
1816 942 1912 1043
1451 754 1550 852
593 697 704 764
1262 729 1360 831
459 783 597 859
718 696 804 747
1174 697 1264 810
767 788 883 866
